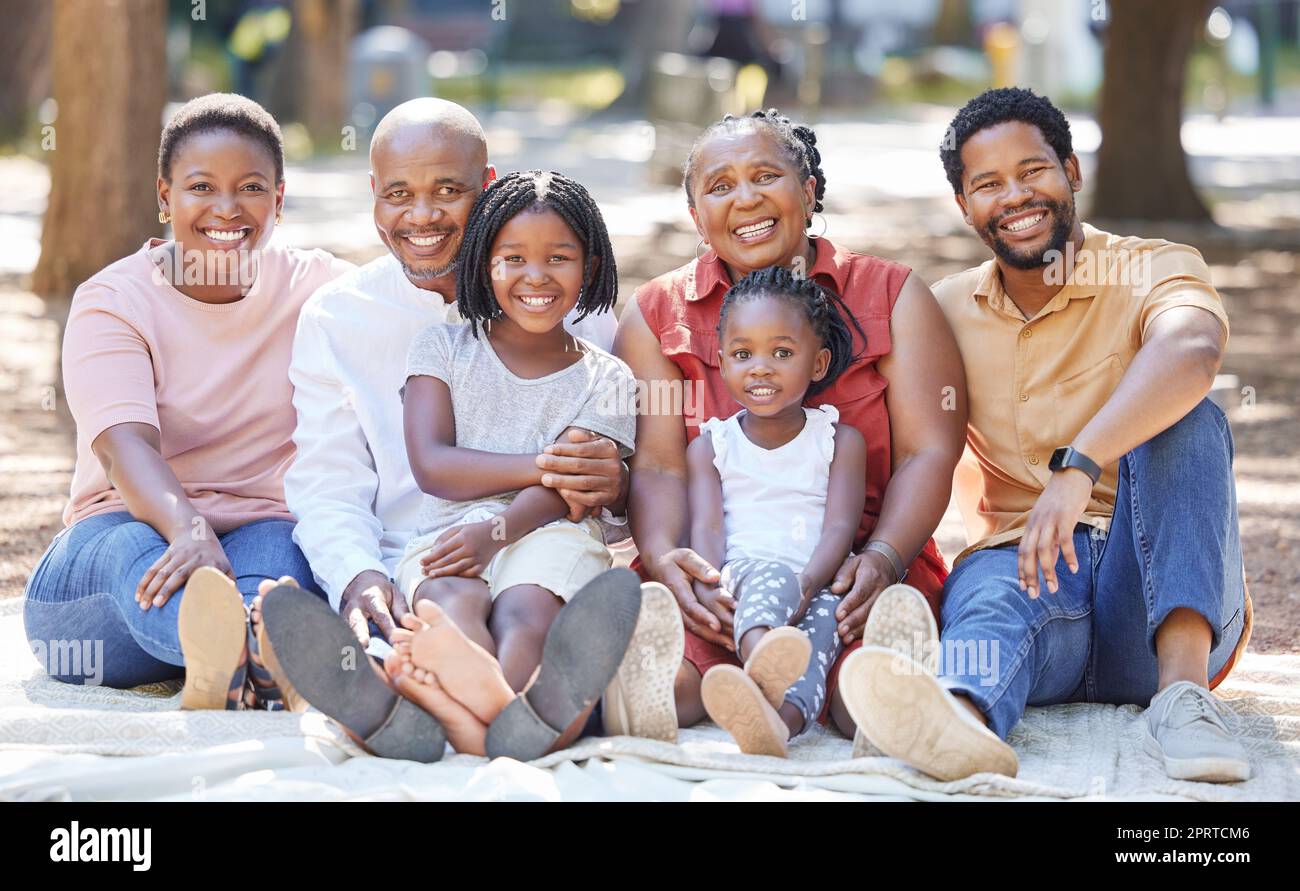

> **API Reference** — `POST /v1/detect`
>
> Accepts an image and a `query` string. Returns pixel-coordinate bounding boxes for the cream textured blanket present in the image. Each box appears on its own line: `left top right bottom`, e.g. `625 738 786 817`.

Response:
1 599 1296 801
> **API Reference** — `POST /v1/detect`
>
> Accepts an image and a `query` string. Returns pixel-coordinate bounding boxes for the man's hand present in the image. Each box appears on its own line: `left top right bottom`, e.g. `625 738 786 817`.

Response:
136 536 235 610
829 549 897 643
653 547 732 650
420 521 505 580
1018 468 1093 598
537 427 626 521
338 569 410 648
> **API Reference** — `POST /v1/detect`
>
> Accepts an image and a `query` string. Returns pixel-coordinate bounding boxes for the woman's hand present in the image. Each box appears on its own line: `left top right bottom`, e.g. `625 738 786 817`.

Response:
136 535 234 610
420 521 507 580
829 549 897 643
653 547 732 649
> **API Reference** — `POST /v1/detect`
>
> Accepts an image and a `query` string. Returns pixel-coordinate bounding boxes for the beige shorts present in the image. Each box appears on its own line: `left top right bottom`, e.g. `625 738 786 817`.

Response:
396 516 610 608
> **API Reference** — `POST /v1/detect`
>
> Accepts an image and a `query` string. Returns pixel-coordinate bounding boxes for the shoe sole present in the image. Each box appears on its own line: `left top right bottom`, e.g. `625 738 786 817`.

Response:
1142 730 1251 783
254 591 309 713
839 646 1018 781
861 584 938 674
178 567 248 711
850 727 881 758
602 582 684 742
486 569 642 761
701 665 788 757
744 626 812 712
852 584 938 758
261 584 446 762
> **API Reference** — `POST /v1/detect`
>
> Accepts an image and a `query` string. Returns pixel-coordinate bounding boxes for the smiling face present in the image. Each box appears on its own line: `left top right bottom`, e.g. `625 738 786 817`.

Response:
157 128 283 255
955 121 1082 270
688 125 817 279
719 295 830 418
487 206 587 336
371 127 492 284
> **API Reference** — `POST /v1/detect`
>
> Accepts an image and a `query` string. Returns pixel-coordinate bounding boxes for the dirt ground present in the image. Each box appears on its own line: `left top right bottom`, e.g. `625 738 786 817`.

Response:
2 212 1296 655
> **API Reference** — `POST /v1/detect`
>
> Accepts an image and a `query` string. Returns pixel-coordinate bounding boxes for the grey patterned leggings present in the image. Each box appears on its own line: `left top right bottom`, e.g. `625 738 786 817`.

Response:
723 558 844 734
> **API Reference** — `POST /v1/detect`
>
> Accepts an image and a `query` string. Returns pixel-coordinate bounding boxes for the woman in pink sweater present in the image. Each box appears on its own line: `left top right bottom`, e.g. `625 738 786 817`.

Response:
23 94 350 708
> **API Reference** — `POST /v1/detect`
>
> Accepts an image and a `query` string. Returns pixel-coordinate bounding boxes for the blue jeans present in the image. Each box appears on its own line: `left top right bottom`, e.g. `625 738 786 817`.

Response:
939 399 1247 739
23 512 325 688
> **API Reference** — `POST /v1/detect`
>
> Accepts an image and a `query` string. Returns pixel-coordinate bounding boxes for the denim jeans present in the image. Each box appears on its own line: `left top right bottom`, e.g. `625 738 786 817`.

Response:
23 512 325 688
938 399 1247 739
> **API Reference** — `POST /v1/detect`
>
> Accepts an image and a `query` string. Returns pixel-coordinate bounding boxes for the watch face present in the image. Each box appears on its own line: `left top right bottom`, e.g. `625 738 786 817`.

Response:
1050 447 1069 471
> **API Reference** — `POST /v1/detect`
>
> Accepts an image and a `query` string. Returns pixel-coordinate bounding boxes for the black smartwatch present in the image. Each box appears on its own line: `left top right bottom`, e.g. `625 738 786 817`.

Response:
1049 446 1102 485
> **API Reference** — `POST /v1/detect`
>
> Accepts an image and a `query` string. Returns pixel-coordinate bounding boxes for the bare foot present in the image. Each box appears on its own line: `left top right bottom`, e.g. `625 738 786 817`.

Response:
408 600 515 724
383 651 487 755
248 576 304 710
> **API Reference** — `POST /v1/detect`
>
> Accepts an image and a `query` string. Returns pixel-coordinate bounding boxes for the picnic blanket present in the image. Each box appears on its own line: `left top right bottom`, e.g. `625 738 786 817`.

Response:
1 598 1296 801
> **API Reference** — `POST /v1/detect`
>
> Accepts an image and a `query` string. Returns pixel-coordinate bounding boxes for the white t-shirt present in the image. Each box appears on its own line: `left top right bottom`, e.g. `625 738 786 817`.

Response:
284 253 617 608
700 405 839 572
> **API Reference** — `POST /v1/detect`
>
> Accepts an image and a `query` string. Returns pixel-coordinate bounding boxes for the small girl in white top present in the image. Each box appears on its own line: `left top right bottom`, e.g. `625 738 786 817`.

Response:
689 266 868 756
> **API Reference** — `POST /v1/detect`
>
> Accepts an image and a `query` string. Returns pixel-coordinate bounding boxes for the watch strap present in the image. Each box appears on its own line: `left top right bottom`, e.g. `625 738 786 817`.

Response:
864 540 907 584
1052 447 1102 485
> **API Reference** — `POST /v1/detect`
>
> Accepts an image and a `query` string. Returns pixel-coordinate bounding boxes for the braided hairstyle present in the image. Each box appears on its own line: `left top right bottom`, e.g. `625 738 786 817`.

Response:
718 266 866 398
682 108 826 225
455 170 618 337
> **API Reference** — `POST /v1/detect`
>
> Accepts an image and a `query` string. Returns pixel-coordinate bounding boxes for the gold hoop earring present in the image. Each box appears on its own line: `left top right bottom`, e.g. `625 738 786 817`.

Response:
276 212 284 224
807 212 827 239
158 211 170 224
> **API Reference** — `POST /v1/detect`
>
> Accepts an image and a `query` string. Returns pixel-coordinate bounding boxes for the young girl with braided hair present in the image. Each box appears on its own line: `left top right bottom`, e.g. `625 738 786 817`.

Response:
690 265 869 756
388 170 644 758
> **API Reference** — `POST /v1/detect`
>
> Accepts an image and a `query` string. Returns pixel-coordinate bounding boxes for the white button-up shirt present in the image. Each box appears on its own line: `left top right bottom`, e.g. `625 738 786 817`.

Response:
285 253 617 609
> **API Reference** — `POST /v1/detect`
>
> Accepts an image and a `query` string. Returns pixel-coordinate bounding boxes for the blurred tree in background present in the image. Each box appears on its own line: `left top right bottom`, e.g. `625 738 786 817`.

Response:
1092 0 1213 222
0 0 51 148
33 0 166 299
269 0 359 151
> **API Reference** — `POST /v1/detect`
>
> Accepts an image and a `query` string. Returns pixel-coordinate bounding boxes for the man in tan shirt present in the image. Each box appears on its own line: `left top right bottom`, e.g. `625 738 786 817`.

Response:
841 88 1251 784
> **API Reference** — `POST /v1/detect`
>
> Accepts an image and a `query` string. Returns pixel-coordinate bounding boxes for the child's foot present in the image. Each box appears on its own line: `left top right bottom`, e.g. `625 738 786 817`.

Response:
407 600 515 724
259 584 447 762
247 576 307 711
383 651 487 755
484 568 642 761
743 626 811 711
701 665 789 757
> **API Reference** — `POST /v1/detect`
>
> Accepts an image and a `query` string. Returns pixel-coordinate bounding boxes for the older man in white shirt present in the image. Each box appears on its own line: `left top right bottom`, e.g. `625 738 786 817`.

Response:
285 99 622 648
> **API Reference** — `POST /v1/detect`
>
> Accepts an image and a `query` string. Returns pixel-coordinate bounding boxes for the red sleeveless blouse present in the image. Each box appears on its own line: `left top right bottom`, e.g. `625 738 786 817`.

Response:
635 238 949 617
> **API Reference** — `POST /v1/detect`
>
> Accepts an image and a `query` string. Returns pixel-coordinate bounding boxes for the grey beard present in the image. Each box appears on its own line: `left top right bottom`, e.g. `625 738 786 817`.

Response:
401 256 458 282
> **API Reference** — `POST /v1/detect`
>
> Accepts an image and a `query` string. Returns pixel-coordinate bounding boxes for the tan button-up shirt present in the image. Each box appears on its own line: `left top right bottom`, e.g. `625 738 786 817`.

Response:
933 224 1229 563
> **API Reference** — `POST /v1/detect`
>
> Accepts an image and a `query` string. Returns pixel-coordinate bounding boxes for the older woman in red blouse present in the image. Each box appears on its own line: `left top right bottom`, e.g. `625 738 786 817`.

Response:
615 109 967 737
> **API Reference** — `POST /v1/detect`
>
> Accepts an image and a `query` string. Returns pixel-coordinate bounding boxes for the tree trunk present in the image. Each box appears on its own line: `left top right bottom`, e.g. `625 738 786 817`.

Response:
0 0 52 145
272 0 359 151
31 0 166 299
1091 0 1211 222
931 0 975 47
615 0 696 109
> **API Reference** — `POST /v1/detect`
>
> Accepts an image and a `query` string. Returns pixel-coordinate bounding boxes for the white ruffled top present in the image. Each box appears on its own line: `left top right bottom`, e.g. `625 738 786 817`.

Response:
699 404 839 572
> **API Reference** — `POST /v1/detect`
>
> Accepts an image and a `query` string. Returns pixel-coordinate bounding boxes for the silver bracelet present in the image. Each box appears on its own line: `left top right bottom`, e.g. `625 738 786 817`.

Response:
864 539 907 584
